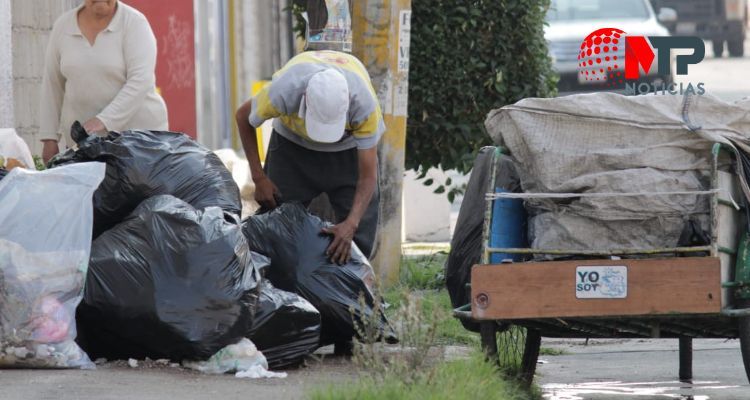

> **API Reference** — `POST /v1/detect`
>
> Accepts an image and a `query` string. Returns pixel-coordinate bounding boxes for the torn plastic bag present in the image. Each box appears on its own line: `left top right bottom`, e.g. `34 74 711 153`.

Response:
0 163 105 368
48 122 241 238
445 148 522 332
241 203 396 346
183 338 268 374
246 280 321 369
76 195 265 361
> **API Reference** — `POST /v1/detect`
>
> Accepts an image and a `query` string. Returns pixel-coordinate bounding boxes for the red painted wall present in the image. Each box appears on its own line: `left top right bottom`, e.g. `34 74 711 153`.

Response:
126 0 197 139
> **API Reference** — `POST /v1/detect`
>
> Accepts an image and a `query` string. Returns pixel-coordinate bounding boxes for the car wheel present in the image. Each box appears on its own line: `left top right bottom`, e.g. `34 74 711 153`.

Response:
713 39 725 58
728 35 745 57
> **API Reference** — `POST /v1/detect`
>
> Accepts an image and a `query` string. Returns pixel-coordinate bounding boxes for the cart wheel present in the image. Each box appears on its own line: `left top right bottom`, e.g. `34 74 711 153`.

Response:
519 329 542 387
499 326 541 387
712 39 725 58
740 314 750 384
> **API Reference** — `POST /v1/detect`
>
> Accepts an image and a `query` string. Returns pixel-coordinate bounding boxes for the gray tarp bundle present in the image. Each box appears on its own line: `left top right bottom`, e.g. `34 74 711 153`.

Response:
485 93 750 254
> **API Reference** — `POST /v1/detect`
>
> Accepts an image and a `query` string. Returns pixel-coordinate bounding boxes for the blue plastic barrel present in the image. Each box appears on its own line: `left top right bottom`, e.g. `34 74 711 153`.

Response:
489 188 527 263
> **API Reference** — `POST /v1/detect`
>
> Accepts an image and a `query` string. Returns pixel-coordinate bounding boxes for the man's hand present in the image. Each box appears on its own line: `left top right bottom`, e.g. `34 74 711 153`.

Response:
322 219 357 265
254 175 280 210
41 140 60 164
83 117 107 134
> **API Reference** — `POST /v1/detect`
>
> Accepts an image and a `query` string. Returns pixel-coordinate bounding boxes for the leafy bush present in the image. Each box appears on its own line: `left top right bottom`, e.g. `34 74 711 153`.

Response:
407 1 557 179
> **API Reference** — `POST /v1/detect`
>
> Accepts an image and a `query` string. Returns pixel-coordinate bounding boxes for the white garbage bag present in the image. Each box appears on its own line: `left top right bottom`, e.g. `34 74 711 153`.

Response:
0 163 105 368
0 128 34 170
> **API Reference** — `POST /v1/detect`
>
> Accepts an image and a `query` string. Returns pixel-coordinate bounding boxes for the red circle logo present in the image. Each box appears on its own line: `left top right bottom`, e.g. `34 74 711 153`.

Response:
578 28 626 86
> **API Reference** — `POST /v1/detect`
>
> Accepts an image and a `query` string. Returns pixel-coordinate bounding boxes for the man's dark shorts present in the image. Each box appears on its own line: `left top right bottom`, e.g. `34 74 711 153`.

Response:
263 131 379 258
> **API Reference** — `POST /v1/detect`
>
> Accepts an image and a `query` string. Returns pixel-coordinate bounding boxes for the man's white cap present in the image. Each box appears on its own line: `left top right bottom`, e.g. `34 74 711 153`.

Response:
300 69 349 143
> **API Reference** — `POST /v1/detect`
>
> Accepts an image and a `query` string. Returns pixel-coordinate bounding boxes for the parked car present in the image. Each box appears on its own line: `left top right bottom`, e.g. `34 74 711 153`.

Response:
650 0 747 57
546 0 675 93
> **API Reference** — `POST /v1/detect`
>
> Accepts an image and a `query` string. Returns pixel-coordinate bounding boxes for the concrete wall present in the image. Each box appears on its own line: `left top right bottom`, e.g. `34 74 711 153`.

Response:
10 0 79 155
402 169 452 242
402 168 469 242
0 0 12 129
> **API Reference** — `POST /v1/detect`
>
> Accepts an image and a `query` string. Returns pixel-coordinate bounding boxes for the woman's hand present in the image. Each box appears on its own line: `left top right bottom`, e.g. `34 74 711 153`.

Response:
41 140 60 164
83 117 107 134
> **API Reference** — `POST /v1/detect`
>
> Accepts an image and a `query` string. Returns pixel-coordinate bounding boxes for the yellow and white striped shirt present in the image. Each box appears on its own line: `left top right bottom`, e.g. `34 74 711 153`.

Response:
249 51 385 152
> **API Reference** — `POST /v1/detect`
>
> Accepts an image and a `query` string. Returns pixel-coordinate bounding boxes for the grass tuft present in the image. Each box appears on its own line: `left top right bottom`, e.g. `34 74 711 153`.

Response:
311 352 537 400
311 250 541 400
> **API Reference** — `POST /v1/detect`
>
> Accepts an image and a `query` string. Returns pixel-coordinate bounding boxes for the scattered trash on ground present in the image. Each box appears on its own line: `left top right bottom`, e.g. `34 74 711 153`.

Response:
183 338 267 374
183 338 287 379
235 365 288 379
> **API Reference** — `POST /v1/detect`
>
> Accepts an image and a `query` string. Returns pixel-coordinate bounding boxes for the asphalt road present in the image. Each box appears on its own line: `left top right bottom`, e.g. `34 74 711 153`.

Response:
538 339 749 400
674 39 750 102
0 348 355 400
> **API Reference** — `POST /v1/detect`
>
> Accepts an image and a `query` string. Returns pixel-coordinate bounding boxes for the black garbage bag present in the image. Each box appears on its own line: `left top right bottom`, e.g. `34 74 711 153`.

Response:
0 167 7 181
76 195 264 361
246 280 321 369
241 203 396 346
49 122 241 238
445 147 522 332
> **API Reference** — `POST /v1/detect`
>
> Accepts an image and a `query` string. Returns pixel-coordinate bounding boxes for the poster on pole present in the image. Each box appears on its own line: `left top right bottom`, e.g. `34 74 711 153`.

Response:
397 10 411 73
304 0 353 52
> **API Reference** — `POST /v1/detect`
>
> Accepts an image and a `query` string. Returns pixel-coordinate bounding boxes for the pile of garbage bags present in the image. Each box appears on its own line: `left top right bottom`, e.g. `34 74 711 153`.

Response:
75 195 265 361
1 123 393 371
50 122 242 238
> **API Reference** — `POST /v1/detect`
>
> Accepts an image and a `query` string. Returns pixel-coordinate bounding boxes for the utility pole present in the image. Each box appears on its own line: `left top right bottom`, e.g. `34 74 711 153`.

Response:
352 0 411 285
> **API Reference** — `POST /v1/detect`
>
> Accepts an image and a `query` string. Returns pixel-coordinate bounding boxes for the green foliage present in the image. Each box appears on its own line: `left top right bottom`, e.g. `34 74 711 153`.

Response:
539 347 567 356
381 253 478 346
407 1 557 175
400 253 447 290
311 352 537 400
33 155 46 171
287 1 307 39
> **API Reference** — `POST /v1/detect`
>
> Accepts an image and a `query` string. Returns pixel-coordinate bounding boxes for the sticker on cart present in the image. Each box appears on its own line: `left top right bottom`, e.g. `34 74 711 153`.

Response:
575 266 627 299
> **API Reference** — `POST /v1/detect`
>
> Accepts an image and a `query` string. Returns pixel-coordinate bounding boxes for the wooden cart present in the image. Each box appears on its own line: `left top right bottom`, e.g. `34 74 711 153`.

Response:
453 145 750 387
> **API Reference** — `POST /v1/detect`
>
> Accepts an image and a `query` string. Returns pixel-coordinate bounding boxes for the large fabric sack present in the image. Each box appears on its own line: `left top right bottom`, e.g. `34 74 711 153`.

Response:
76 195 264 361
246 280 321 369
49 122 241 238
0 163 105 368
484 93 736 252
242 203 396 346
445 148 521 331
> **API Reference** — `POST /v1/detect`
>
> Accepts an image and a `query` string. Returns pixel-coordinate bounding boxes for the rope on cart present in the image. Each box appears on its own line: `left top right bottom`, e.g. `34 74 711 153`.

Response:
486 189 719 200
